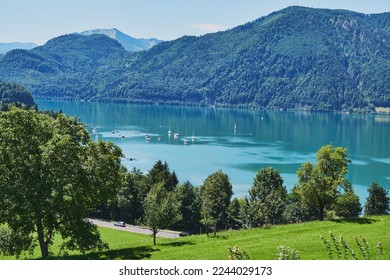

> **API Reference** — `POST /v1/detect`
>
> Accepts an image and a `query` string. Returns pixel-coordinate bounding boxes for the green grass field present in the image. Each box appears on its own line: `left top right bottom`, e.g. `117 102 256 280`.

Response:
1 216 389 260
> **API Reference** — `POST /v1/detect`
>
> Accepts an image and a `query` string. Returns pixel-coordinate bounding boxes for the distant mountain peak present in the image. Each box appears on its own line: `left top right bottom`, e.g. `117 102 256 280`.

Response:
0 42 38 54
79 28 163 52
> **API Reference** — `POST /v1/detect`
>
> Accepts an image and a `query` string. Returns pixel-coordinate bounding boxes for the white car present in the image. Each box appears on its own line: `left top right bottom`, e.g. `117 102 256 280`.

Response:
114 221 126 227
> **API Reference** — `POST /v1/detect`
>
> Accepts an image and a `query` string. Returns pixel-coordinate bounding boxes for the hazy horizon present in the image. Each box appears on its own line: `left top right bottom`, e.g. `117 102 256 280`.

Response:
1 0 389 45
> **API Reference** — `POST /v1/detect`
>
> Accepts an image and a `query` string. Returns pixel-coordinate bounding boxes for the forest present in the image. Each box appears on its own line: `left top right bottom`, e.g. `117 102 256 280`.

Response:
0 7 389 111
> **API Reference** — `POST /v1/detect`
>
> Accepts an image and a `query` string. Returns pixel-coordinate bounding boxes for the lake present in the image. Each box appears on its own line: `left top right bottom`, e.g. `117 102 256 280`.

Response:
37 100 390 202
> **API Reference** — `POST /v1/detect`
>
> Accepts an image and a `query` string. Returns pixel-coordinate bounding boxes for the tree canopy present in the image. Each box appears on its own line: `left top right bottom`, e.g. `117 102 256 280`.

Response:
295 145 350 221
248 167 287 226
364 182 390 216
0 108 125 258
200 170 233 236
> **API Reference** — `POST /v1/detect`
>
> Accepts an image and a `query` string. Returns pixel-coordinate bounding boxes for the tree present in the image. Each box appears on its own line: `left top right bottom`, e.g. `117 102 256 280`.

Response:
175 181 202 232
248 167 287 226
295 145 350 221
144 183 181 245
0 108 125 258
200 170 233 236
114 168 147 224
364 182 389 216
334 181 362 218
227 198 243 230
147 160 178 192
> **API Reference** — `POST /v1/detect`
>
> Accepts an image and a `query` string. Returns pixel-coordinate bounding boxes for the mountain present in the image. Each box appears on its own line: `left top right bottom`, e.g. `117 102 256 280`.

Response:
80 28 162 52
0 34 127 100
0 7 389 111
0 42 38 54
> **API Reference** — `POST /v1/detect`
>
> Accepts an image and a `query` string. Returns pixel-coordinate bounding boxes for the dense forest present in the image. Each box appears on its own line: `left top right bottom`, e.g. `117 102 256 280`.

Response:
0 6 389 111
0 81 36 110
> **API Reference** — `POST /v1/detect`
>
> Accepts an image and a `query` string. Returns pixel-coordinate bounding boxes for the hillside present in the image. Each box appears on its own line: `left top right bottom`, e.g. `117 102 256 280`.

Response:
80 28 162 52
0 34 127 100
1 216 389 260
0 81 36 108
0 6 389 111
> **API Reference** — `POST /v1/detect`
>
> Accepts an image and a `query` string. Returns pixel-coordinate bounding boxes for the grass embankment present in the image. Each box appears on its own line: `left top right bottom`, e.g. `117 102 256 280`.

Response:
2 216 389 260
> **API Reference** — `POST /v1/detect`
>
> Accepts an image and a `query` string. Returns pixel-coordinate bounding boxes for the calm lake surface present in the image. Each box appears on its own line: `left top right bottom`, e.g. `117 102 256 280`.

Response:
37 100 390 202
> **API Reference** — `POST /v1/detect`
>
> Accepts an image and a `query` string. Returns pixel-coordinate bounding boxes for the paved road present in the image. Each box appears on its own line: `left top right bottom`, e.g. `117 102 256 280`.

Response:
90 219 181 238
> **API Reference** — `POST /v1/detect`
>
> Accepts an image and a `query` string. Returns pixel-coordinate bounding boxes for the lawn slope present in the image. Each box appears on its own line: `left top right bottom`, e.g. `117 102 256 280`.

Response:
1 216 389 260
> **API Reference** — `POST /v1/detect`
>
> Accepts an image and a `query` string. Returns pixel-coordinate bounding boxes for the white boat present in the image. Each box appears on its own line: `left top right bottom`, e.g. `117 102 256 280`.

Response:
183 138 190 145
92 128 97 134
174 132 179 138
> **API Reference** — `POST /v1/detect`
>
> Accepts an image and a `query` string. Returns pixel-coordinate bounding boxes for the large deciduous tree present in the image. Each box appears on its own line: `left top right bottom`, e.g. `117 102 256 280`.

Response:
143 183 181 245
200 170 233 236
0 108 125 258
295 145 350 221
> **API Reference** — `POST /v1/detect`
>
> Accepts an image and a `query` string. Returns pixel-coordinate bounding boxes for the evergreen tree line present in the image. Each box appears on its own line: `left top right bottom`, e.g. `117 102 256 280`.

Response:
95 145 390 236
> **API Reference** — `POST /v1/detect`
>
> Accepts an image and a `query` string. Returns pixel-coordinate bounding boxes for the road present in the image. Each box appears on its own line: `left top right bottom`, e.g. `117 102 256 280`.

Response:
90 219 181 238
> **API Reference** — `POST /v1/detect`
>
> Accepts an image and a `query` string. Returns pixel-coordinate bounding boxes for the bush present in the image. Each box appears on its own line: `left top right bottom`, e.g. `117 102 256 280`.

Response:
276 245 300 260
228 245 250 260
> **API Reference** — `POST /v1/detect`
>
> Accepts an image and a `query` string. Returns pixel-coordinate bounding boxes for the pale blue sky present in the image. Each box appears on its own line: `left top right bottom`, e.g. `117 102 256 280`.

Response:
1 0 389 44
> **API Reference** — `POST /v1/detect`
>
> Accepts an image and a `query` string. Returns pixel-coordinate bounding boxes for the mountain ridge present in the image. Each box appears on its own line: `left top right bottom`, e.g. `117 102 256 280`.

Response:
79 28 163 52
0 6 389 111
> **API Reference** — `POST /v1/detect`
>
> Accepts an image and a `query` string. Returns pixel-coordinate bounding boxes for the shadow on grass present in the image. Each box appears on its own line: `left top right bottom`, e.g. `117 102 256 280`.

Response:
159 240 195 248
329 217 379 225
52 246 159 260
206 234 229 240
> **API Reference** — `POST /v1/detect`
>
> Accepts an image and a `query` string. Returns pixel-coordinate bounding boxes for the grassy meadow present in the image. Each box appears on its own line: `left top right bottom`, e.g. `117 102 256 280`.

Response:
1 215 389 260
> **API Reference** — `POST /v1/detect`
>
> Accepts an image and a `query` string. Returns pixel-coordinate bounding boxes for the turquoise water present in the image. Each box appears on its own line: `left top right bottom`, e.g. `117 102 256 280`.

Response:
37 100 390 202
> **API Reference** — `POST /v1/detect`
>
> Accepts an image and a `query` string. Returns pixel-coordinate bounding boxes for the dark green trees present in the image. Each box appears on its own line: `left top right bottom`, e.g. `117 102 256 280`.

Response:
248 167 287 226
0 108 125 258
200 171 233 236
334 181 362 218
364 182 390 216
0 82 36 111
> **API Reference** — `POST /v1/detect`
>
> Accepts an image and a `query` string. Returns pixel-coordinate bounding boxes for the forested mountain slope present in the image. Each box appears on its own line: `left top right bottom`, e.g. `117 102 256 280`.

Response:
0 7 389 111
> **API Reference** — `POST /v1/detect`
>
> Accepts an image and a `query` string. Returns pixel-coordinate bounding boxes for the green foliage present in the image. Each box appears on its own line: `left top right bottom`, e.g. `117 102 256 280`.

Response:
1 8 389 111
0 81 36 111
0 108 125 258
175 181 202 232
147 160 179 192
144 183 181 245
227 198 244 230
276 245 300 260
364 182 390 216
295 145 350 221
228 245 250 260
0 227 34 258
248 167 287 226
334 182 362 218
200 170 233 236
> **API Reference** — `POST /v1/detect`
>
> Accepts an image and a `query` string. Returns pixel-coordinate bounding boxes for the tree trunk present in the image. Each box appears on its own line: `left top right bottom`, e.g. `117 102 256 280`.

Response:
153 232 157 246
213 224 217 237
319 205 324 221
36 216 49 258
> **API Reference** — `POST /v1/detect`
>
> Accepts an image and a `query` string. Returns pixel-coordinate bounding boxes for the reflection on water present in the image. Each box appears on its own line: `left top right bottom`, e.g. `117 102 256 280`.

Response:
37 100 390 202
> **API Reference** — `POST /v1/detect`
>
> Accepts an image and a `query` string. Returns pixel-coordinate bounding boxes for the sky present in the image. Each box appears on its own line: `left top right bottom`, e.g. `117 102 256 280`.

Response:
1 0 390 45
